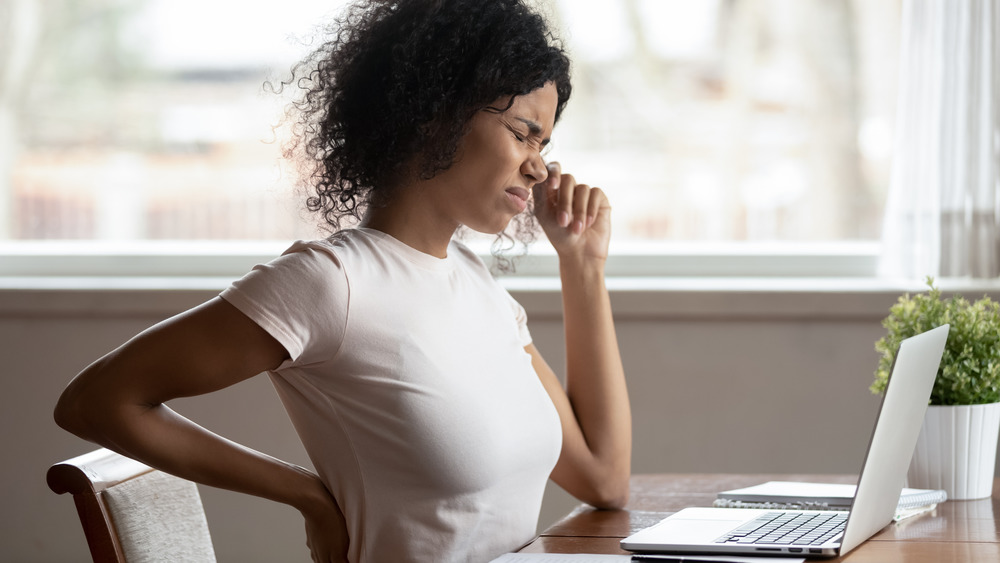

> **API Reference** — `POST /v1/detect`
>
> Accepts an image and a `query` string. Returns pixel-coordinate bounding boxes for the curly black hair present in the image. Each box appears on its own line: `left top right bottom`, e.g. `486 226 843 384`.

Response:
282 0 571 259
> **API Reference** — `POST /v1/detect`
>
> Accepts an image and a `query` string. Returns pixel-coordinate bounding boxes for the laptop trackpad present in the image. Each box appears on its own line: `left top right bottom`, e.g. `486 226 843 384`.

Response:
659 518 739 540
630 508 757 543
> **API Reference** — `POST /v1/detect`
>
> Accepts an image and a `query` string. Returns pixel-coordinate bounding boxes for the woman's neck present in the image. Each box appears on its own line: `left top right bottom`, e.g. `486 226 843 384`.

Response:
360 195 458 259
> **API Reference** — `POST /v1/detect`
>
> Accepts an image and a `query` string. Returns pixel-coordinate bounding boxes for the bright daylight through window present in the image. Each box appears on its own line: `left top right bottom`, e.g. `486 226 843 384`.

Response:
1 0 900 275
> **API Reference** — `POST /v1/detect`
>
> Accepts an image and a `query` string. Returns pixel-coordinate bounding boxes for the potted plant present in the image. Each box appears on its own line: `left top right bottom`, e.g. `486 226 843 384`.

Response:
871 278 1000 499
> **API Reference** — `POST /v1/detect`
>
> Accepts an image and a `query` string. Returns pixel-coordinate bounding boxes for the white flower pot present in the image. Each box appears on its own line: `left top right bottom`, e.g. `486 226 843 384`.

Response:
905 403 1000 500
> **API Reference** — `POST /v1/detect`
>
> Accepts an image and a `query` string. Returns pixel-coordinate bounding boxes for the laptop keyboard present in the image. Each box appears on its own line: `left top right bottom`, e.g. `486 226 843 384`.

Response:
715 511 848 546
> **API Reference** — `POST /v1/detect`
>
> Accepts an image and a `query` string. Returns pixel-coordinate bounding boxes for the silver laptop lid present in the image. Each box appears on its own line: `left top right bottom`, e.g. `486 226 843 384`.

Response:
839 324 949 554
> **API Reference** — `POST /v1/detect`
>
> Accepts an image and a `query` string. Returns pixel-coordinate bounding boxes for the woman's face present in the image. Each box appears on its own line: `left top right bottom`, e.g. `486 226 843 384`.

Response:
427 82 558 234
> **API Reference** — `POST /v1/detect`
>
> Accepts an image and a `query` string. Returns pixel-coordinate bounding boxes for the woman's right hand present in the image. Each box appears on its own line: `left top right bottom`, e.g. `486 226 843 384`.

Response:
301 479 350 563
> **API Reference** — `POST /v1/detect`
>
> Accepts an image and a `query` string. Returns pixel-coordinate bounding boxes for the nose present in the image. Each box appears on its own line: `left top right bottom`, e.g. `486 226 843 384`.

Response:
521 152 548 184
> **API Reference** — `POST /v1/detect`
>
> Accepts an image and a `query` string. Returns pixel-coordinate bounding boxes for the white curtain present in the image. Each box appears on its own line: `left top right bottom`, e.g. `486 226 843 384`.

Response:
879 0 1000 279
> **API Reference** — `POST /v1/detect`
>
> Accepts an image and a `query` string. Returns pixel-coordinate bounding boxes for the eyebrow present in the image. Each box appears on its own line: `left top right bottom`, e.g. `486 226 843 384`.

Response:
515 117 550 145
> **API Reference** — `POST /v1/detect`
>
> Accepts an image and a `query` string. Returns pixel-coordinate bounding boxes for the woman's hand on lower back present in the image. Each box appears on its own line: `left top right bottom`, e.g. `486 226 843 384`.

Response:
300 477 350 563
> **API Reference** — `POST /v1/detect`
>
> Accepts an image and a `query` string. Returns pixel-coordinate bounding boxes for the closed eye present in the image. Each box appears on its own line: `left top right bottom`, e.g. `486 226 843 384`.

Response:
507 125 540 150
506 117 551 151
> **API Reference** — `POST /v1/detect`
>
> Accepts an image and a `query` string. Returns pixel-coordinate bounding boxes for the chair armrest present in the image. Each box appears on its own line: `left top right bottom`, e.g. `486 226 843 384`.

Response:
47 448 152 495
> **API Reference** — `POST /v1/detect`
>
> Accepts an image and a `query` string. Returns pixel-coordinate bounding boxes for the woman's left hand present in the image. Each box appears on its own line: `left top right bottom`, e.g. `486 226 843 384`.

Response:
532 161 611 262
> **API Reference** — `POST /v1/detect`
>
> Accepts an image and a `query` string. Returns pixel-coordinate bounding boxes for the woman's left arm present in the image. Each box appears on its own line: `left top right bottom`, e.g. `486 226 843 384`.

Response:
529 162 631 509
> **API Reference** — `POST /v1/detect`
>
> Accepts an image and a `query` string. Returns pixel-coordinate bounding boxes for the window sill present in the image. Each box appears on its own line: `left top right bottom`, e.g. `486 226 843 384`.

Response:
0 240 879 278
4 275 999 320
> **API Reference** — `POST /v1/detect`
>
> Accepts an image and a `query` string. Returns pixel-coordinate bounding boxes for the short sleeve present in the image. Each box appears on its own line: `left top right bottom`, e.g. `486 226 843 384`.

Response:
505 290 532 347
220 240 349 367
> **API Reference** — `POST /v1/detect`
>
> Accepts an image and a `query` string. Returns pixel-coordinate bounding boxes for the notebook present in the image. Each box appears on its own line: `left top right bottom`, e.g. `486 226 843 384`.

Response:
621 324 949 559
713 481 947 517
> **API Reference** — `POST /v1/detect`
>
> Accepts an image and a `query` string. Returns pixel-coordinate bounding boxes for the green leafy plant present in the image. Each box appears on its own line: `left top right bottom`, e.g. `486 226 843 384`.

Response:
871 278 1000 405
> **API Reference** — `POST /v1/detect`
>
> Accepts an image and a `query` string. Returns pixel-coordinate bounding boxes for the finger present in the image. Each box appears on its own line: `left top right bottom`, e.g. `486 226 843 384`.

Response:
532 162 560 214
531 181 546 214
571 183 591 234
586 186 606 228
544 161 561 191
545 161 562 213
557 172 576 228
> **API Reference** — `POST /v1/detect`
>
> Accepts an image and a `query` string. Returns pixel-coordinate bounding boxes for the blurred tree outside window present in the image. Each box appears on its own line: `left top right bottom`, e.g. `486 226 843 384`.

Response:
1 0 899 246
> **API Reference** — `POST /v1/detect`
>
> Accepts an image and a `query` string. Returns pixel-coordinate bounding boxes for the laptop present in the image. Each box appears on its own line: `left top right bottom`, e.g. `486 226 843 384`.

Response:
621 324 949 559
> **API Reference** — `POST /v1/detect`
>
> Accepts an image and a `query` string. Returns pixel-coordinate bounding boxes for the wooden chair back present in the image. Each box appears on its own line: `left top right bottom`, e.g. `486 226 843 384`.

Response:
47 448 216 563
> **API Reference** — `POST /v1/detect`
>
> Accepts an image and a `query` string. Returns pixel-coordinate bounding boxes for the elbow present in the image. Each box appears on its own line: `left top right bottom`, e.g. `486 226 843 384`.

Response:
55 356 154 445
563 450 632 509
582 461 631 510
589 478 630 510
54 362 113 441
54 382 92 439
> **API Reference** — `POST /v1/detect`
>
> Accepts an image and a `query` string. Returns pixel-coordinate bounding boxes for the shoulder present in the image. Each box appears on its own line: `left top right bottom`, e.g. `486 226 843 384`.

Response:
223 234 369 305
449 239 493 274
447 239 529 323
276 229 385 272
283 230 362 261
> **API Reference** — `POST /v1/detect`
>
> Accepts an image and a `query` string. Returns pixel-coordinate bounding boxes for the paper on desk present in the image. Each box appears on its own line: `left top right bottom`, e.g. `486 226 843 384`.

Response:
629 555 806 563
491 555 804 563
490 554 630 562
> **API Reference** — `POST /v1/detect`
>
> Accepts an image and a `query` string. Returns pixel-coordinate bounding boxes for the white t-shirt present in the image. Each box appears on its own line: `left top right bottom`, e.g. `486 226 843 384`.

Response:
220 228 562 562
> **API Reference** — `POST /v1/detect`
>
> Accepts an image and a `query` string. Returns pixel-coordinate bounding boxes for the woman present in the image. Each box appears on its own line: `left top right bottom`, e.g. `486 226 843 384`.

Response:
54 1 631 561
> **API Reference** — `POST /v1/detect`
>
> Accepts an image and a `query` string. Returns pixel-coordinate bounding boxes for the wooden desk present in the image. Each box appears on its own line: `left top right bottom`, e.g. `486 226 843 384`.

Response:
520 474 1000 561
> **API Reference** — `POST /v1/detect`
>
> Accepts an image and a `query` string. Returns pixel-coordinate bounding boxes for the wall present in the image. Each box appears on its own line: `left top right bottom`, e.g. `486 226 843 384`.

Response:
2 281 996 562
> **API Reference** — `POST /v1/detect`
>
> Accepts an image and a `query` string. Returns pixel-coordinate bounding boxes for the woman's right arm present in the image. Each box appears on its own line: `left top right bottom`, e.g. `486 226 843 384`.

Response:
54 296 347 562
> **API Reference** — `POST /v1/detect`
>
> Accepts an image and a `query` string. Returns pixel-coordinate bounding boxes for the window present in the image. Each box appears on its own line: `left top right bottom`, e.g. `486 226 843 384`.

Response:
548 0 900 243
1 0 900 277
3 0 337 244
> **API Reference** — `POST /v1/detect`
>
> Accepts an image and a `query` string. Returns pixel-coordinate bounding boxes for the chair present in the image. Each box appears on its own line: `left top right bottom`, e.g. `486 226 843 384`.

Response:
47 448 217 563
